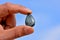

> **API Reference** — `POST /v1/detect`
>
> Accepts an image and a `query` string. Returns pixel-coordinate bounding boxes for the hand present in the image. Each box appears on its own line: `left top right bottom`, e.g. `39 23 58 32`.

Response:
0 2 34 40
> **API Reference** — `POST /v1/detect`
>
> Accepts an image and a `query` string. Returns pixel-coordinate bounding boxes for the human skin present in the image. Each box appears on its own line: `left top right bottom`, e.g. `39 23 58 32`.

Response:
0 2 34 40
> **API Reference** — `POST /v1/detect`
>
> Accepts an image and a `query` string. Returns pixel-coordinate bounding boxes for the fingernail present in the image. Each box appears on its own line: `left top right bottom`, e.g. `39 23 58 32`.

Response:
24 26 34 35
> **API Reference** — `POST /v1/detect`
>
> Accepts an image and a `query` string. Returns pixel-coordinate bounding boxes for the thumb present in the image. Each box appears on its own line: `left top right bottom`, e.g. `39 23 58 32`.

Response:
0 25 34 40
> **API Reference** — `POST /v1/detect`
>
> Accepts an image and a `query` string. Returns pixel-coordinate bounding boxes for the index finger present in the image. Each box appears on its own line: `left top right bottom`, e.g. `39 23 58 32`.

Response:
5 2 32 15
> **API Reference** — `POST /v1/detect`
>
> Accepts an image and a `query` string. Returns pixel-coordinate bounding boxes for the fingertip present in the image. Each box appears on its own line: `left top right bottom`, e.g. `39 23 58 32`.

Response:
23 25 34 35
25 8 32 15
19 7 32 15
17 25 34 35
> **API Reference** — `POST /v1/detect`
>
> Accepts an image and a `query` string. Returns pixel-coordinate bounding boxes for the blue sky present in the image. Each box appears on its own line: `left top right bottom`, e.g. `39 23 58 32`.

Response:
0 0 60 40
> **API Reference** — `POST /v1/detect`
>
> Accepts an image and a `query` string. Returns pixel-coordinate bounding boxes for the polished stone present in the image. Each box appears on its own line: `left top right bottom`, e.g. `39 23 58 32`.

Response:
25 14 35 27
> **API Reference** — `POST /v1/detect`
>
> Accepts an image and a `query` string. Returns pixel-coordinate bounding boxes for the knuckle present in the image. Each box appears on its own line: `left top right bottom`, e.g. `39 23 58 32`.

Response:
5 2 11 5
4 2 12 7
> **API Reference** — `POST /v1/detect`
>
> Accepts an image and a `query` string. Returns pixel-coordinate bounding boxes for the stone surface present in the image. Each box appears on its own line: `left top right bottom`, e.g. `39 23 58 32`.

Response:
25 14 35 27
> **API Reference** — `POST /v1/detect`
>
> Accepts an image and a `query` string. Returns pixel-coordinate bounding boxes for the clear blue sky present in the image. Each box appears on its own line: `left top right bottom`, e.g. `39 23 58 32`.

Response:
0 0 60 40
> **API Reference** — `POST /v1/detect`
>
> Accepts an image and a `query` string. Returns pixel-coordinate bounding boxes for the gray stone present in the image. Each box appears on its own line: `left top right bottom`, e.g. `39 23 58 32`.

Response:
25 14 35 27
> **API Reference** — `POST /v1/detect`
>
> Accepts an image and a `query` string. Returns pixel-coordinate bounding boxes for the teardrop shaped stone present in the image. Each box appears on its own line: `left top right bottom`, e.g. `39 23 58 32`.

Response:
25 14 35 27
